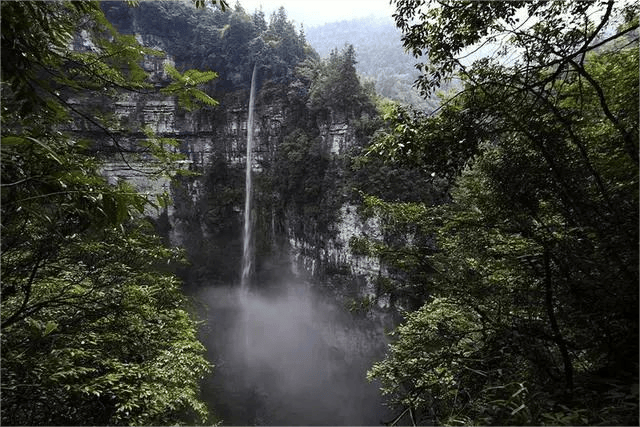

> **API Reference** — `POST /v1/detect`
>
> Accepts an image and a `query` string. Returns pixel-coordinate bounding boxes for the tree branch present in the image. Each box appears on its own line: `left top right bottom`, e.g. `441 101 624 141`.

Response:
2 258 41 329
567 57 638 164
543 247 574 395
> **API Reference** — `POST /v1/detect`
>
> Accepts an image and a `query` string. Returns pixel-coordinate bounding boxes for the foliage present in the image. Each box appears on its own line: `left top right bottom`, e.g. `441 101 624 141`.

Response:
103 1 312 92
356 194 437 310
171 155 245 285
270 45 385 248
305 16 438 110
306 44 373 117
161 64 219 111
258 6 308 81
1 1 217 424
393 0 638 102
369 98 480 183
366 0 639 425
1 223 211 425
349 100 449 204
349 235 372 256
272 128 338 239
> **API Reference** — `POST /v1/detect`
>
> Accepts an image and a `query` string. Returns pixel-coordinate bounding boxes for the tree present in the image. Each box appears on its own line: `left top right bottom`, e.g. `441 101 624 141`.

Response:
253 7 268 34
257 6 307 81
307 44 373 117
367 1 638 424
1 1 222 424
1 220 211 425
272 129 336 239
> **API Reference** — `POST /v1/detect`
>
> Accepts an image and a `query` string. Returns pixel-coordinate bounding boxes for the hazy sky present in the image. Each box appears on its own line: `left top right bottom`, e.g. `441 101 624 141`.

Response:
236 0 396 28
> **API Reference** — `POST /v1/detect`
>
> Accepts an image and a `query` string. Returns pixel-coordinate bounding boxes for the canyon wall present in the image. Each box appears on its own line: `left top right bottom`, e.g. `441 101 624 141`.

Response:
84 2 405 315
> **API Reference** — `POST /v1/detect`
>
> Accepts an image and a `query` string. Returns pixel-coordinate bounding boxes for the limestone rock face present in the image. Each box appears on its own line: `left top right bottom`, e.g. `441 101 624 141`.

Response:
93 81 391 305
76 5 404 315
93 79 390 309
288 204 391 309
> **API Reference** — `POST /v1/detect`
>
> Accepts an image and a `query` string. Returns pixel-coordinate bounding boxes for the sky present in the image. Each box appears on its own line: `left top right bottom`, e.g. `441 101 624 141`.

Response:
235 0 396 28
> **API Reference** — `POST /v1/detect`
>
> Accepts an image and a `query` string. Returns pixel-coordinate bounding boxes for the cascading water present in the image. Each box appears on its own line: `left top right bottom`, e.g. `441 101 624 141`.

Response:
240 64 258 291
198 63 393 425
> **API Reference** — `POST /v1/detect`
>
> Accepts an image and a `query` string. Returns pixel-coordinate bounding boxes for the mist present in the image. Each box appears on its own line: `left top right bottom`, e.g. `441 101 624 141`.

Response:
196 281 393 425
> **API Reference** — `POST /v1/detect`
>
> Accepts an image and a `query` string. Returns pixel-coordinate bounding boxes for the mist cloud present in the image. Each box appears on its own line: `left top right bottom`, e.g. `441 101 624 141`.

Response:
197 282 393 425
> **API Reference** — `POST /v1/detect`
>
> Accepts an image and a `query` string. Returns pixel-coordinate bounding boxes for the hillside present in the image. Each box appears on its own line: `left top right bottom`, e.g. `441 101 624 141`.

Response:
306 16 437 110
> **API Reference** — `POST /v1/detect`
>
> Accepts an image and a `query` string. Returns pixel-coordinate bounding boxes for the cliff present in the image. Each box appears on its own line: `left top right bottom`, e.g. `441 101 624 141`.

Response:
79 1 433 320
75 4 427 422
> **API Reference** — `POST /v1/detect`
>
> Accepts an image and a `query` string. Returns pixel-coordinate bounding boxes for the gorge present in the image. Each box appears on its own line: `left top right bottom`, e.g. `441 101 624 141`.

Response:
94 1 420 424
94 0 434 321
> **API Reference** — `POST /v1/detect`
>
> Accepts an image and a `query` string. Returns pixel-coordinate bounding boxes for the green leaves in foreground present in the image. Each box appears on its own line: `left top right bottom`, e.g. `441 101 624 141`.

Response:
162 63 219 111
1 128 212 427
1 225 212 425
1 1 219 425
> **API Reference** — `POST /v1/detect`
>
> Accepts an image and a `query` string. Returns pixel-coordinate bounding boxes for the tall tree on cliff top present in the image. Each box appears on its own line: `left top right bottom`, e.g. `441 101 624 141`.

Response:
306 43 373 116
1 1 225 424
367 0 639 425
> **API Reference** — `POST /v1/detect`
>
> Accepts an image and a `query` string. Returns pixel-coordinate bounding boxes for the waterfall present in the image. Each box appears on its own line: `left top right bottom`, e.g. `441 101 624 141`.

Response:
240 64 257 291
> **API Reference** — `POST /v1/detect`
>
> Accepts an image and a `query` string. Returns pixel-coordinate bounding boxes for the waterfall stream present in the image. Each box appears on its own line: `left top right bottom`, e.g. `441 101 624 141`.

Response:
240 64 257 291
198 64 393 425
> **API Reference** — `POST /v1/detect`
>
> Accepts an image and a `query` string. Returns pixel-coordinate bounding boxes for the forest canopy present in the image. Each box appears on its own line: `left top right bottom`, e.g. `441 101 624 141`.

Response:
366 0 639 425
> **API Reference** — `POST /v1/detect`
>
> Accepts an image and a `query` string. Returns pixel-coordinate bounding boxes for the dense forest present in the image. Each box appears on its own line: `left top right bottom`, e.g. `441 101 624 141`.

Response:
363 1 639 425
1 0 638 426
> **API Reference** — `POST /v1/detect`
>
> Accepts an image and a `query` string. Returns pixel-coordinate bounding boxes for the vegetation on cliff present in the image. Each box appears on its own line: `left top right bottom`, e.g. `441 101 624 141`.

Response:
306 16 436 110
106 1 325 286
364 1 639 425
103 1 311 93
1 1 223 424
271 44 377 243
102 1 430 292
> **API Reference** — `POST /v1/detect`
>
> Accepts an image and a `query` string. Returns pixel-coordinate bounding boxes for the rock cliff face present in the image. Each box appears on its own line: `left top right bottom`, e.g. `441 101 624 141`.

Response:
87 2 397 313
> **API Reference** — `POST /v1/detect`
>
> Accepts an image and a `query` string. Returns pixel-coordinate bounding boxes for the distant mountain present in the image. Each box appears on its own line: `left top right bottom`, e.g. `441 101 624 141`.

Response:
306 16 436 110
